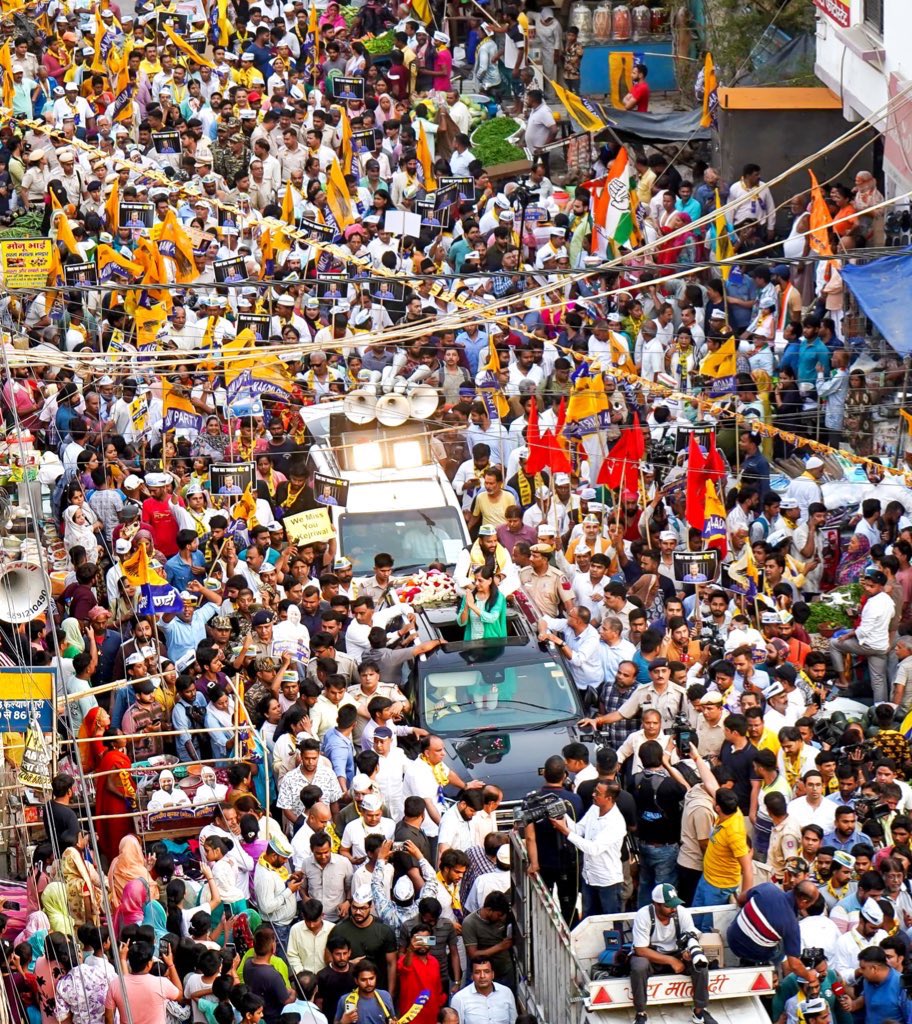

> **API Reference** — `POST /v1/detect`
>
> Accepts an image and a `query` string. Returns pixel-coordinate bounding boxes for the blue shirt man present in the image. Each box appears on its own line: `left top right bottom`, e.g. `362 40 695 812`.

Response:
164 550 206 592
160 600 219 664
171 684 209 761
857 958 912 1024
321 714 356 789
724 269 758 332
797 336 831 384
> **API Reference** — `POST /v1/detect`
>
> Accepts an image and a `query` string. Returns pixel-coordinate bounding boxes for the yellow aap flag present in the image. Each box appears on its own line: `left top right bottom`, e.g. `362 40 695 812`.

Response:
1 239 53 288
608 52 635 109
283 508 335 545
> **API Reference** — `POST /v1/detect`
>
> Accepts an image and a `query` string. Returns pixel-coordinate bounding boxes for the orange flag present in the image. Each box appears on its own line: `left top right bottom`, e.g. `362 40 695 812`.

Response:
808 170 834 257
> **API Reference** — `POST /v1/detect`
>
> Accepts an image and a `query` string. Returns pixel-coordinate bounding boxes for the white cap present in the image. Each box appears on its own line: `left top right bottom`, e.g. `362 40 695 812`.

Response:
554 473 571 486
123 474 143 490
805 456 825 470
115 539 132 554
351 772 372 792
361 793 382 812
125 652 145 666
860 897 884 925
535 485 551 499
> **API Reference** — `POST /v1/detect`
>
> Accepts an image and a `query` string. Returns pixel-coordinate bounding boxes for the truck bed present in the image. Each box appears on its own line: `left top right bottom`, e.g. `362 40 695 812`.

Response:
582 996 772 1024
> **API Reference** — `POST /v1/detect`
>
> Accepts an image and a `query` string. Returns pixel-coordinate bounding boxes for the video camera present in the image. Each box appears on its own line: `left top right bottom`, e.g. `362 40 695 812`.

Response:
800 948 825 970
855 796 891 822
699 624 726 663
513 790 575 829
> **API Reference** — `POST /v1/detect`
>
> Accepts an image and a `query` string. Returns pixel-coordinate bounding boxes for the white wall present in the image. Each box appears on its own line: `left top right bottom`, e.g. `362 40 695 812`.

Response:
814 0 912 194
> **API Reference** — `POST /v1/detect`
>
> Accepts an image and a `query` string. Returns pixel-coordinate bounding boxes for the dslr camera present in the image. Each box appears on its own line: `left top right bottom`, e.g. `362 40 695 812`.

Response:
677 932 709 971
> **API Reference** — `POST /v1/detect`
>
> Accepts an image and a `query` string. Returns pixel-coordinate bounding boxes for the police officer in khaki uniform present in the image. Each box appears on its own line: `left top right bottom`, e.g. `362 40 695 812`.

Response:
519 543 573 618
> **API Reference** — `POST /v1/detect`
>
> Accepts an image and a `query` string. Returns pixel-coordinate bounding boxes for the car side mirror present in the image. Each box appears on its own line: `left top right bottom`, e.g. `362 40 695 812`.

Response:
583 685 599 711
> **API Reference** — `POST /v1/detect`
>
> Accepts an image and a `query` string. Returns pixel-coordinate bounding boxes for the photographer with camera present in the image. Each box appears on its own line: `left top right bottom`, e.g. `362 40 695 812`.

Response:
548 779 625 917
522 755 582 925
629 883 712 1024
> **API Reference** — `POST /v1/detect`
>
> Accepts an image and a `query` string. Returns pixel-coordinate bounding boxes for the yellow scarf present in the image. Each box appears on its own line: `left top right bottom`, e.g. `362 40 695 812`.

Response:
280 481 308 510
468 540 509 574
783 750 804 792
257 851 289 881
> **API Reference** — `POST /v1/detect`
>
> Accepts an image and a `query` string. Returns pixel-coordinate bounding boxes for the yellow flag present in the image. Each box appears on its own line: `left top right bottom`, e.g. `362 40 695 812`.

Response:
340 108 353 176
51 192 79 256
281 181 296 225
97 243 143 282
325 157 354 230
135 301 169 350
0 41 13 109
608 52 634 109
549 78 605 133
411 0 430 25
416 121 436 191
108 45 133 123
162 22 217 70
479 337 509 419
105 176 119 233
712 188 733 281
216 0 231 47
153 209 197 283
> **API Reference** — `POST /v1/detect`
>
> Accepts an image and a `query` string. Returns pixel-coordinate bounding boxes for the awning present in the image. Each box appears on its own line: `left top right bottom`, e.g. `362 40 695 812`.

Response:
842 249 912 356
594 107 712 144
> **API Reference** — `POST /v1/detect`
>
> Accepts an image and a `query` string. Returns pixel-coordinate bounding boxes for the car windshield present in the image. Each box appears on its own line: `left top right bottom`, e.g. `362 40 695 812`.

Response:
419 653 580 734
339 508 465 574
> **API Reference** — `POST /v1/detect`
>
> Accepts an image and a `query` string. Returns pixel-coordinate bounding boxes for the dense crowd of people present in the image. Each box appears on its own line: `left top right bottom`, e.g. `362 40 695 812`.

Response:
0 2 909 1024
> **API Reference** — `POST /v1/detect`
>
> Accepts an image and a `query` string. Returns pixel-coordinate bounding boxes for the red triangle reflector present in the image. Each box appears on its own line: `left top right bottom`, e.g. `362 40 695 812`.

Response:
592 987 613 1004
752 974 772 992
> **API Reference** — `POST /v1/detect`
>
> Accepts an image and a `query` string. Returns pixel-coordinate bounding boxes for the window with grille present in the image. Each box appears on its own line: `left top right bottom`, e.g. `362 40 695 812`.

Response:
864 0 884 36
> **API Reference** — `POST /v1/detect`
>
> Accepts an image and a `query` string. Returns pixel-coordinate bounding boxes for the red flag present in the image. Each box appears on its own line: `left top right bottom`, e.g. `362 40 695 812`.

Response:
597 429 632 489
524 398 548 476
685 434 708 530
545 429 573 473
705 431 726 485
628 413 646 462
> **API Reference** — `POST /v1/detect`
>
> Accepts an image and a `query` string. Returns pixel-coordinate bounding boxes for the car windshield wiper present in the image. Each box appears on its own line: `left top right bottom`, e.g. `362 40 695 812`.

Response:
517 714 580 731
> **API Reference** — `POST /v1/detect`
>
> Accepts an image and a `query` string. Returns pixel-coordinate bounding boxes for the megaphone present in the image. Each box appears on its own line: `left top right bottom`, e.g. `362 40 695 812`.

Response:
406 365 432 385
379 364 399 392
375 393 411 427
408 383 439 420
0 560 50 623
343 388 378 425
357 370 382 390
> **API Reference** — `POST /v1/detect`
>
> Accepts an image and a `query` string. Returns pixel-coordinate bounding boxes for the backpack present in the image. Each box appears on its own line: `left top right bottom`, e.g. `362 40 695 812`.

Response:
593 926 633 978
634 771 669 828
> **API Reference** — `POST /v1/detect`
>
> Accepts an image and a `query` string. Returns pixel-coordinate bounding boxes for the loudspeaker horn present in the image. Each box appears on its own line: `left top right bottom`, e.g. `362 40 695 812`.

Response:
0 560 50 623
375 393 411 427
406 365 432 385
408 383 439 420
343 388 378 425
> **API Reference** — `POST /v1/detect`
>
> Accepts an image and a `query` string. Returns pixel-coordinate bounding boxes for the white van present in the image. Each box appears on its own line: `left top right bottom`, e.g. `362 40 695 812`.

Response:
299 401 470 575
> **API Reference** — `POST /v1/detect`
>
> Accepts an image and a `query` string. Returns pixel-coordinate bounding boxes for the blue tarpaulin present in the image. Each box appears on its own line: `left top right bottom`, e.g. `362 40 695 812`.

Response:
842 248 912 355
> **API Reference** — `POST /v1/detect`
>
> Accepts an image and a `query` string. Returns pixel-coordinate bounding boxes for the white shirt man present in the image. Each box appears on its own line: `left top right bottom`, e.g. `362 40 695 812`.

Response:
559 781 625 890
787 791 837 832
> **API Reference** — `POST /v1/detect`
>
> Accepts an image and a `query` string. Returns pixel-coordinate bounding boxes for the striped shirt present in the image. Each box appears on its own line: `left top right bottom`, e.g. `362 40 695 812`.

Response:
730 883 802 959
